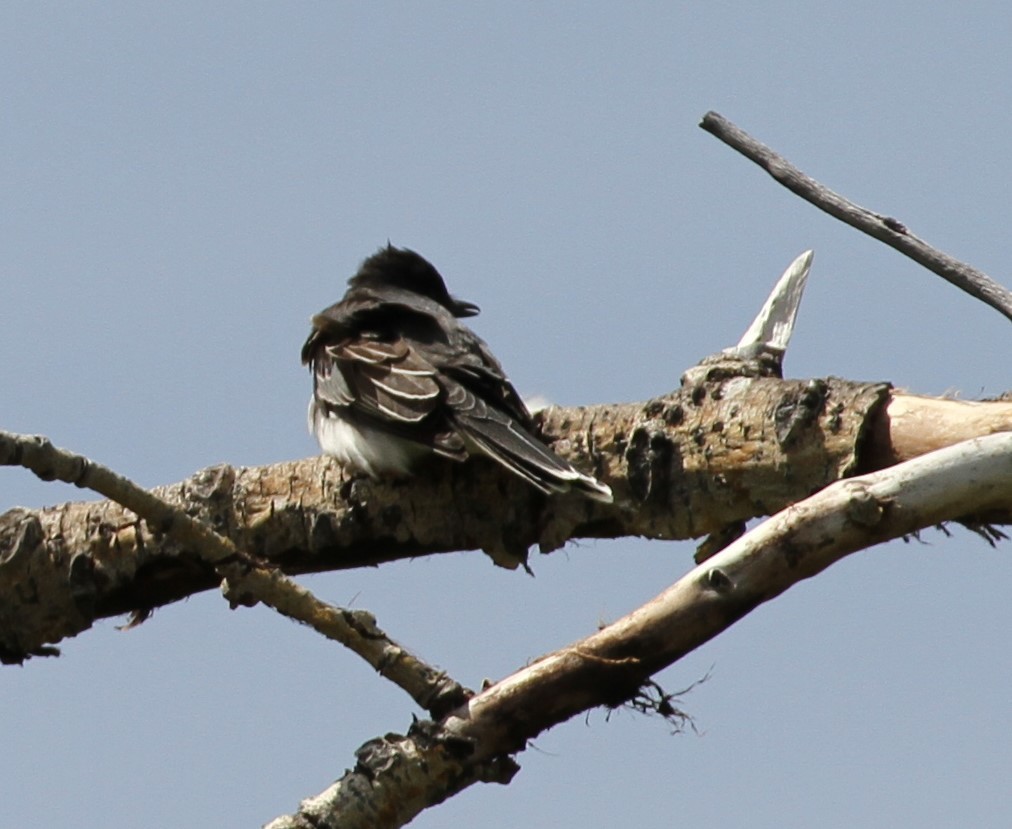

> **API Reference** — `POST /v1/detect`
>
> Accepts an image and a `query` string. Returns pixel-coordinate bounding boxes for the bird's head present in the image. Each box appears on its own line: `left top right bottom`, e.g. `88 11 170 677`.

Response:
349 245 480 318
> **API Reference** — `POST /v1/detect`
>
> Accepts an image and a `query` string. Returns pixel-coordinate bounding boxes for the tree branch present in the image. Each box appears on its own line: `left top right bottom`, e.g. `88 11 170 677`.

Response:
699 111 1012 322
4 375 1011 665
0 431 467 714
1 375 892 659
266 431 1012 828
4 380 1012 662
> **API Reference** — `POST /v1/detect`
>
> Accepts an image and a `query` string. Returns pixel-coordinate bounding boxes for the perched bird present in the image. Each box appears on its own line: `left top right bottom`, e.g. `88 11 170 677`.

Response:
302 245 612 502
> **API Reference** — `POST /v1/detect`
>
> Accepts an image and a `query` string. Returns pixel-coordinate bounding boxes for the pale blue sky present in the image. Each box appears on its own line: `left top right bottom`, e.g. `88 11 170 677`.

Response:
2 4 1010 828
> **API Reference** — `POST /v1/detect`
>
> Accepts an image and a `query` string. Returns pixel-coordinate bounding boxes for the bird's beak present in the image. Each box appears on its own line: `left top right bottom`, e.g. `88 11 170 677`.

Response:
451 297 480 318
311 313 340 330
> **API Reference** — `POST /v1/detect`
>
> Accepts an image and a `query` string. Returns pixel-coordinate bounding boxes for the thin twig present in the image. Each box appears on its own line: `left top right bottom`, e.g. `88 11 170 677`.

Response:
0 430 466 714
700 111 1012 323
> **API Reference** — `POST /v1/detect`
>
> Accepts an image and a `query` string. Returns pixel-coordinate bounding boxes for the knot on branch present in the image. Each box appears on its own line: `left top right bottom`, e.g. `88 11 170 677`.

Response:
681 351 784 388
775 379 829 448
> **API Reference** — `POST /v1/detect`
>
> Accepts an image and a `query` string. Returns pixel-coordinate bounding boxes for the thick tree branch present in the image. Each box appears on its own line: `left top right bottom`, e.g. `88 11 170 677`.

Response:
2 374 890 659
267 432 1012 828
4 378 1011 662
699 111 1012 322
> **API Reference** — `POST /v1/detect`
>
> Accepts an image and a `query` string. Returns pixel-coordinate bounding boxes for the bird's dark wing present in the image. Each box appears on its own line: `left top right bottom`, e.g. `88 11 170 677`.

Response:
420 326 534 427
379 318 612 501
304 307 468 459
315 336 441 423
442 379 613 502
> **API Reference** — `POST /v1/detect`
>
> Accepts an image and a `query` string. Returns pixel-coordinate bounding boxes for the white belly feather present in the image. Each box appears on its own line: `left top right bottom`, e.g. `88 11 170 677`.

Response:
308 398 425 477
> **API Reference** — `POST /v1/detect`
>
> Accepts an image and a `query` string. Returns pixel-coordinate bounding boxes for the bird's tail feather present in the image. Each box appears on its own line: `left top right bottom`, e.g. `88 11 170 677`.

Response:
456 413 613 503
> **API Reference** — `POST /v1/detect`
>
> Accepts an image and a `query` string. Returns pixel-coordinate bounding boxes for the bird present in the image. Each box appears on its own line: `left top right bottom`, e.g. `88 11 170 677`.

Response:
301 245 612 502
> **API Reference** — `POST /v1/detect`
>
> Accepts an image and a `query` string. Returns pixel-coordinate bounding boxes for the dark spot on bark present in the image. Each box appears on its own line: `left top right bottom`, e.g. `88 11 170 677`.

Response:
354 735 406 779
643 399 664 418
775 379 828 447
626 428 651 500
664 404 684 426
409 718 478 758
309 512 339 550
379 504 404 527
780 540 803 568
707 567 733 593
625 427 683 502
827 402 844 433
801 379 828 407
68 552 98 615
691 385 706 405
